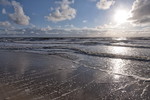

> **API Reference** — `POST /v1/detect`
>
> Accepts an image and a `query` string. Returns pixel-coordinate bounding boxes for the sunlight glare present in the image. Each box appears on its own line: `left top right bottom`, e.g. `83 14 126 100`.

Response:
112 46 126 54
114 9 129 24
111 59 124 80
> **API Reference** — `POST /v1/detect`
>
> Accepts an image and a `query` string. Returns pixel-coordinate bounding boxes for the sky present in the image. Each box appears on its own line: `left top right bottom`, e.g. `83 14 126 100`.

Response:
0 0 150 37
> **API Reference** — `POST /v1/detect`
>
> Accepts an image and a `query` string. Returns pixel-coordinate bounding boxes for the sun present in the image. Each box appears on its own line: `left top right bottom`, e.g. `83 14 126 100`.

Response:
114 9 129 24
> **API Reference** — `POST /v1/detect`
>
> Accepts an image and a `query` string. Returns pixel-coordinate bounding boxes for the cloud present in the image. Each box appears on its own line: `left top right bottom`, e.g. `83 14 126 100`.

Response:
0 21 11 28
0 0 11 5
95 21 136 31
41 26 52 31
1 27 149 37
0 27 101 37
45 0 76 22
9 1 30 25
2 8 6 14
142 27 150 31
0 26 149 37
129 0 150 25
65 24 74 28
96 0 115 10
83 20 87 23
96 23 116 29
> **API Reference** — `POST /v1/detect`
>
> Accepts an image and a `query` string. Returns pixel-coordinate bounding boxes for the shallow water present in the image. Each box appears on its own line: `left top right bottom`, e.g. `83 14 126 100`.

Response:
0 37 150 100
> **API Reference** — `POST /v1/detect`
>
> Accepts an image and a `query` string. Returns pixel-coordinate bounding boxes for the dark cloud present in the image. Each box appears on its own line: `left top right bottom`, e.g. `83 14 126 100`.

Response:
129 0 150 25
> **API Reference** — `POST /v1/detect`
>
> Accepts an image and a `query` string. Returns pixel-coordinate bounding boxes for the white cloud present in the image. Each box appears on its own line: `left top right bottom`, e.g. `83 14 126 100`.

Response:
129 0 150 25
2 8 6 14
83 20 87 23
96 0 115 10
9 1 30 25
0 21 11 28
0 0 11 5
95 21 136 31
0 26 149 37
45 0 76 22
41 26 52 31
142 27 150 31
30 24 36 28
96 23 116 29
65 24 74 27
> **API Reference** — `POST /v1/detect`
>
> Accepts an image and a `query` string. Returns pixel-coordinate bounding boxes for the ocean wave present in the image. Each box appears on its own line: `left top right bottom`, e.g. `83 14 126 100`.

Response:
1 37 150 49
81 42 150 49
0 43 150 62
80 64 150 82
43 46 150 62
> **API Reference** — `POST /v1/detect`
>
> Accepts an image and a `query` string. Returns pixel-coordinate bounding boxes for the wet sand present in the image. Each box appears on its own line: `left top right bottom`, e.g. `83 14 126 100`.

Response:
0 51 149 100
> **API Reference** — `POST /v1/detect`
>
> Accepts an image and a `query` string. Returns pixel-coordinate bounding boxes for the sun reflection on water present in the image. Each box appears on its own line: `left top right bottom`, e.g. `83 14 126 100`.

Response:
111 59 125 80
112 46 126 54
115 37 127 41
110 43 128 81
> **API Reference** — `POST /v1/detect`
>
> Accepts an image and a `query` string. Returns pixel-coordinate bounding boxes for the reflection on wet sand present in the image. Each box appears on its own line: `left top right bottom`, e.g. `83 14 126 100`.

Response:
111 59 127 81
0 51 149 100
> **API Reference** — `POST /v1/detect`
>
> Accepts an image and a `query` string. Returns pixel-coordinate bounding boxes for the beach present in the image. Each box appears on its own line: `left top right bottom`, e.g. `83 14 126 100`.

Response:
0 37 150 100
1 0 150 99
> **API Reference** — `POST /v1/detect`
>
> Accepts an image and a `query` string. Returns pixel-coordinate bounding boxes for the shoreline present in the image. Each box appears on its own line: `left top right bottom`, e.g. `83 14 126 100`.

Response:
0 50 149 100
